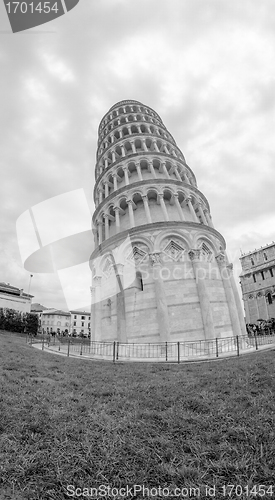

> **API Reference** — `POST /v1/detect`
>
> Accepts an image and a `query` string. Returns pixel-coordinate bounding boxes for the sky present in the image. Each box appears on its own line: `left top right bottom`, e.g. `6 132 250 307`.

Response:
1 0 275 311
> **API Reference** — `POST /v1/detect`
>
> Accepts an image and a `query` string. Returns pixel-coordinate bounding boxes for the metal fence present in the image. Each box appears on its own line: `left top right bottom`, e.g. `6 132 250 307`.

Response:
27 332 275 363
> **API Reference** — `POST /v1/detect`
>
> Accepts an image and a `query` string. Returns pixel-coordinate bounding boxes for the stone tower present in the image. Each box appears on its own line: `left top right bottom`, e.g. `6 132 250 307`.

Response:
90 99 246 343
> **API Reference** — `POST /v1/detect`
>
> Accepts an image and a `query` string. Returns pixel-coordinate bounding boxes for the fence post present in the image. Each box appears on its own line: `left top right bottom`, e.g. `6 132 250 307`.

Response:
165 341 168 362
113 341 116 363
254 332 258 351
67 338 70 357
236 335 239 356
58 339 61 352
116 342 119 361
215 337 219 358
80 339 83 356
42 332 45 351
177 342 180 364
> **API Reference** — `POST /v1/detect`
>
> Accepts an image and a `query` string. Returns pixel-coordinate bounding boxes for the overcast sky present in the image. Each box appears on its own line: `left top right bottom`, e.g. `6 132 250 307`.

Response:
1 0 275 310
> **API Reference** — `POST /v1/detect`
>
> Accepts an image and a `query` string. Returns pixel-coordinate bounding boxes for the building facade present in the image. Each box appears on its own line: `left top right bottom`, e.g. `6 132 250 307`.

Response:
240 243 275 323
31 303 49 333
70 310 91 337
90 100 245 343
41 309 71 334
0 282 33 313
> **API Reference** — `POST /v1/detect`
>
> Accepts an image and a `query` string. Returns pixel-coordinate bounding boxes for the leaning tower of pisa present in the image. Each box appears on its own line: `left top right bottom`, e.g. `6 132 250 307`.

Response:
90 99 246 343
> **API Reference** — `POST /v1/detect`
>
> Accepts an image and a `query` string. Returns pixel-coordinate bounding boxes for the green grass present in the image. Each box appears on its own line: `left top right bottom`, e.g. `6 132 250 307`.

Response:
0 331 275 499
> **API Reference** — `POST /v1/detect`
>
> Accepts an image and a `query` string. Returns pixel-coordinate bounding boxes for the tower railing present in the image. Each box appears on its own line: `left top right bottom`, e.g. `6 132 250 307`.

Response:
28 333 275 363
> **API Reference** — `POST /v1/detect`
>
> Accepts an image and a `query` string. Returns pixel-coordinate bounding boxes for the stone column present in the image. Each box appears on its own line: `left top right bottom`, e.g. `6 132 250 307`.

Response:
142 195 152 223
148 160 157 178
90 285 96 341
161 161 170 178
205 210 214 228
216 253 242 336
174 169 182 182
104 158 108 169
152 140 159 152
104 182 109 198
186 197 198 222
183 171 189 183
97 220 103 245
142 139 148 152
121 144 126 157
254 295 260 321
197 202 208 225
189 249 215 339
98 188 103 204
92 226 98 247
130 140 136 153
111 151 116 163
226 263 246 335
173 194 186 221
91 276 102 341
114 206 120 233
127 200 135 227
158 193 169 221
123 166 130 185
113 173 118 191
103 214 109 240
150 252 170 342
111 261 127 343
136 162 143 181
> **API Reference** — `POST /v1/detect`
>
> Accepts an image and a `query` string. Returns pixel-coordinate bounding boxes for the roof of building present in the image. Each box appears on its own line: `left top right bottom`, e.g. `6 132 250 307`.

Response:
70 310 90 315
0 282 33 298
42 309 71 316
31 303 48 312
240 241 275 258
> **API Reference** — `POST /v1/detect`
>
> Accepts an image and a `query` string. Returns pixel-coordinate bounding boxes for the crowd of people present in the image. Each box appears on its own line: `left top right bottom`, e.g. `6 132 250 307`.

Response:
246 318 275 336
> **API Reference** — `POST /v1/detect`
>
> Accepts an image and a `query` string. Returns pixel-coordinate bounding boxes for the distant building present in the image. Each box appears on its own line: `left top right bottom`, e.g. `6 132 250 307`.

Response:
0 282 33 313
70 310 91 337
239 242 275 323
31 303 49 333
41 309 71 335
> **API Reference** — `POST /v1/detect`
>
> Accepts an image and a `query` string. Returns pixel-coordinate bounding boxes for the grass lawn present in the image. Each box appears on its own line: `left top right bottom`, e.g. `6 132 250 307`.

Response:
0 331 275 500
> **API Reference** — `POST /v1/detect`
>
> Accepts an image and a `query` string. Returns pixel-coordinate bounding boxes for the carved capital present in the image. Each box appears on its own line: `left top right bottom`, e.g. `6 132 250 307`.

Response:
188 249 201 261
149 252 162 266
215 252 226 266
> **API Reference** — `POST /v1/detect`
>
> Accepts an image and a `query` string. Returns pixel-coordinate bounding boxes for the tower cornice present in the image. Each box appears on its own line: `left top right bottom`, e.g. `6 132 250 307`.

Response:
93 153 196 195
89 221 226 261
92 178 210 223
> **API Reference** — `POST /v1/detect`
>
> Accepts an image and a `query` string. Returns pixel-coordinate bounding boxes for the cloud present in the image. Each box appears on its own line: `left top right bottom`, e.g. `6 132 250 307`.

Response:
0 0 275 309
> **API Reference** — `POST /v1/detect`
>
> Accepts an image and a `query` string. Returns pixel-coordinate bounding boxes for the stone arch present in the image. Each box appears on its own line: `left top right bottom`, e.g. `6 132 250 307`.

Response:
131 124 139 134
122 126 129 137
146 188 159 201
155 230 192 254
127 160 137 176
193 233 221 254
162 188 174 204
176 189 189 203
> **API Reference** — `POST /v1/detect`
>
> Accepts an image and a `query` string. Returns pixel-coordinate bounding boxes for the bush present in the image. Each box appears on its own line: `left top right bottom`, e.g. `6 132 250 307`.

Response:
0 308 38 335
